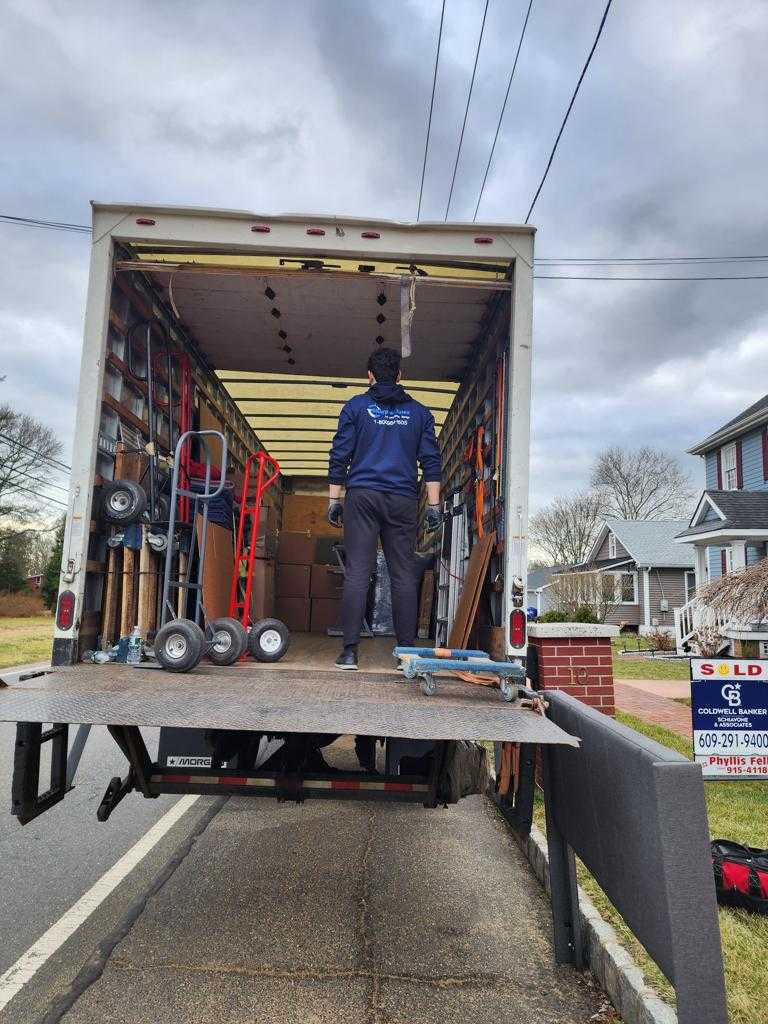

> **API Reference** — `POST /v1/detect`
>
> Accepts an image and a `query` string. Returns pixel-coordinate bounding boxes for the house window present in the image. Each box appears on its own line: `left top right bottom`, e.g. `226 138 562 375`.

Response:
721 442 738 490
724 546 734 574
608 533 616 559
685 570 696 603
609 571 637 605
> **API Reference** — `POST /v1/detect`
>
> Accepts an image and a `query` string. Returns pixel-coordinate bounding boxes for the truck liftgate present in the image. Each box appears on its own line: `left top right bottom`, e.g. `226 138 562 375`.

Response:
1 662 576 822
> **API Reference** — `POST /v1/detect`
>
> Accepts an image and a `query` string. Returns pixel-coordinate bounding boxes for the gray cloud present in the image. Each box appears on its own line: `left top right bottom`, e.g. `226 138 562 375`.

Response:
0 0 767 508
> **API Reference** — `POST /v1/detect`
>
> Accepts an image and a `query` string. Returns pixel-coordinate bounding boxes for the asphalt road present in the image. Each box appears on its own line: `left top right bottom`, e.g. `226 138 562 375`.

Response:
0 673 616 1024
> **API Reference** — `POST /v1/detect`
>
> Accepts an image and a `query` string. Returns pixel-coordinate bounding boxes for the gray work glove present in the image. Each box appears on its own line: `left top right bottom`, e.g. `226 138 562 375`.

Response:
424 504 442 533
328 499 344 528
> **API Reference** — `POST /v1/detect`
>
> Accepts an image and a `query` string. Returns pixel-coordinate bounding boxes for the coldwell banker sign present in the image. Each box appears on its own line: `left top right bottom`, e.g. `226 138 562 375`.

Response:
691 658 768 779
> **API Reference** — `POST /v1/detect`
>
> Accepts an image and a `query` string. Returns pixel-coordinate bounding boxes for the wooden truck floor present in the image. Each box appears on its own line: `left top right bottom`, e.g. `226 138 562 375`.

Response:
0 639 577 746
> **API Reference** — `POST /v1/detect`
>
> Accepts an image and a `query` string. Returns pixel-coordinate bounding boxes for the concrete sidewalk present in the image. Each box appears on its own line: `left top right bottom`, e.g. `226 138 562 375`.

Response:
59 793 615 1024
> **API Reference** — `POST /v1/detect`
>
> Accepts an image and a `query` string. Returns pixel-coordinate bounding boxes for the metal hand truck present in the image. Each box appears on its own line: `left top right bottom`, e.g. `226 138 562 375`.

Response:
153 430 248 672
227 451 290 662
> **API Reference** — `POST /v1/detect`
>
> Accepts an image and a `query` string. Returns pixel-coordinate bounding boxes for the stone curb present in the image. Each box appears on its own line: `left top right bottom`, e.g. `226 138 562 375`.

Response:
513 821 677 1024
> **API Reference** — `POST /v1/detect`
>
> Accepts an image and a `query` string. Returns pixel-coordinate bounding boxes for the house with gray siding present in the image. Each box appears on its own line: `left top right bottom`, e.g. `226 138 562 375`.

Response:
674 393 768 651
556 519 694 633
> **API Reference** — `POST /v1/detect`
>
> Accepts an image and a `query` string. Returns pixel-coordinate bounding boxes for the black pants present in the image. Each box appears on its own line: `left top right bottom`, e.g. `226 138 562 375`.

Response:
342 488 418 647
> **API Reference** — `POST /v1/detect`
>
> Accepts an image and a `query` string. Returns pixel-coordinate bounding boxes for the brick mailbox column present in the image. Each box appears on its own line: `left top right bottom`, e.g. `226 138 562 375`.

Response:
528 623 618 716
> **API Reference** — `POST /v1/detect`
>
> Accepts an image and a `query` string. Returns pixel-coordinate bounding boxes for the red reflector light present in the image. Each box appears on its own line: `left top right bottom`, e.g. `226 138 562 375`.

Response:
56 590 76 631
474 236 493 244
251 224 271 233
136 217 156 226
509 608 526 648
361 231 381 239
306 227 326 236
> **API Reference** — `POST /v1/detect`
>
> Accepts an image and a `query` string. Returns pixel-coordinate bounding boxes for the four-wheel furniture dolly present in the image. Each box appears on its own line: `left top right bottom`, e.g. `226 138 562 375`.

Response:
394 646 526 701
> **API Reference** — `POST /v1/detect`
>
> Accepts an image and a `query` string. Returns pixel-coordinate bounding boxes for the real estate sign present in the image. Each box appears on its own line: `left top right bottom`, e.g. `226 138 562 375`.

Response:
691 658 768 779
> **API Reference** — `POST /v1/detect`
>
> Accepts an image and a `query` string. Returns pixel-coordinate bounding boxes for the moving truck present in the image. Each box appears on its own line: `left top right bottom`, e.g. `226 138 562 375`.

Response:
1 204 575 825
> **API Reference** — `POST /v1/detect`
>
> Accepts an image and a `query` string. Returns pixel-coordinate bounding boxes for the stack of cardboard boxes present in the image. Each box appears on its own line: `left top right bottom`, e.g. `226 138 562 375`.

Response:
275 531 343 633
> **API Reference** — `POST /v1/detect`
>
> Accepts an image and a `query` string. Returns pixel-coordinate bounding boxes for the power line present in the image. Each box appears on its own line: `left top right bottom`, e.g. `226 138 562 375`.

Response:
0 213 91 234
4 466 69 494
2 482 68 509
473 0 534 222
534 273 768 281
536 255 768 265
417 0 447 221
525 0 614 224
445 0 491 220
3 207 766 279
0 433 71 473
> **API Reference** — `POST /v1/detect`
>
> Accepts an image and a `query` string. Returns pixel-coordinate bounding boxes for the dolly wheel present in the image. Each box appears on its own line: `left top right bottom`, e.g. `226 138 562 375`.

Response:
102 480 147 524
155 619 204 673
249 618 290 663
208 617 248 666
420 673 437 697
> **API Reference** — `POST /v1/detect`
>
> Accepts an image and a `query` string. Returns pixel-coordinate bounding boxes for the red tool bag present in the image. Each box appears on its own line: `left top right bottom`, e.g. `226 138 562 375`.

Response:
711 840 768 915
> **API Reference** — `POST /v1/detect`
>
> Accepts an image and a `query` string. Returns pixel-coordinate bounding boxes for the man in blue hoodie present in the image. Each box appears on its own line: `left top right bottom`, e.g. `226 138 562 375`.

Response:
328 348 442 670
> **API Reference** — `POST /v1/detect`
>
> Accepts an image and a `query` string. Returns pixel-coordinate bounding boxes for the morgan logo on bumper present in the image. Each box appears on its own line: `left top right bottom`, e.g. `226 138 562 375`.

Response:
166 756 212 768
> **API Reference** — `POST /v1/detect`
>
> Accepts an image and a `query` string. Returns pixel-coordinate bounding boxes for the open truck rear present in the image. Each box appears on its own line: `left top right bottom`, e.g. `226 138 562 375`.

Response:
1 203 577 825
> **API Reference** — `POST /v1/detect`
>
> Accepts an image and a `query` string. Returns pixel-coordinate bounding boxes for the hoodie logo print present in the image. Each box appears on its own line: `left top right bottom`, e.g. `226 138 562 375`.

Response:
366 401 410 427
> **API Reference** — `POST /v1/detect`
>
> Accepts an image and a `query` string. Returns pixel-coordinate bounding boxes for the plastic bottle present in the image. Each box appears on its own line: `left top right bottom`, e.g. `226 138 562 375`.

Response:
126 626 143 664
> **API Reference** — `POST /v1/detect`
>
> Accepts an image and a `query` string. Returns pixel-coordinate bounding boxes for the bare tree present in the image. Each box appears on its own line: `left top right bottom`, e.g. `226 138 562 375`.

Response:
529 491 606 566
697 557 768 624
0 405 65 541
590 446 694 520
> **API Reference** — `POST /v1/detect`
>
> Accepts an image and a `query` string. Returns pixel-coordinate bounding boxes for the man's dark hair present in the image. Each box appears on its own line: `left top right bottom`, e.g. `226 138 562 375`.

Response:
367 347 401 384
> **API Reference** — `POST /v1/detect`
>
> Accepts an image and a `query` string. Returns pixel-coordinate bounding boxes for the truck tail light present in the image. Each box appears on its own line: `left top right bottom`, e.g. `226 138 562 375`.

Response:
251 224 271 233
474 236 493 244
56 590 76 631
306 227 326 236
136 217 156 226
361 230 380 239
509 608 526 648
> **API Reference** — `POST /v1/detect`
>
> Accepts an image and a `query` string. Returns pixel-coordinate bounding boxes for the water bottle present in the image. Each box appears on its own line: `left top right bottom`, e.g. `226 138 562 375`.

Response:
126 626 143 664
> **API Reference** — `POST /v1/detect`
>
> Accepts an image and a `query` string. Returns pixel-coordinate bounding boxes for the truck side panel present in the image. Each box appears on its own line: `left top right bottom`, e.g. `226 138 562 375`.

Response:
53 233 114 665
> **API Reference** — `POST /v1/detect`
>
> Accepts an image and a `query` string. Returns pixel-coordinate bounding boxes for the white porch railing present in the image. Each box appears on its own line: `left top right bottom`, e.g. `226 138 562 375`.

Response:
673 599 729 655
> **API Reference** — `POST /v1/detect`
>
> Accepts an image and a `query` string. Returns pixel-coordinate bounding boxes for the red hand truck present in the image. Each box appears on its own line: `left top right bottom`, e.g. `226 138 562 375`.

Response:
227 451 290 662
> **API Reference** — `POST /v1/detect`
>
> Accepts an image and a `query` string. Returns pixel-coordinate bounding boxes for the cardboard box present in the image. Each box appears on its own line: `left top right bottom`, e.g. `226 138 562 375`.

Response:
311 562 344 599
311 597 342 633
276 563 311 598
196 520 234 620
314 536 341 566
276 596 311 632
282 494 338 538
277 531 316 565
478 625 506 662
250 559 275 621
254 505 279 560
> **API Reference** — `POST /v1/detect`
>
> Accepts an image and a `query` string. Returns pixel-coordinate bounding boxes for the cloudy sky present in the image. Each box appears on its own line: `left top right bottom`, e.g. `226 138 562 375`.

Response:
1 0 767 514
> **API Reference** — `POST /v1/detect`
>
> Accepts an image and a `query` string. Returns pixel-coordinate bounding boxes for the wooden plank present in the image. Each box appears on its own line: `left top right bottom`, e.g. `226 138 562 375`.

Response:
137 528 156 635
120 547 138 638
101 547 121 647
417 570 435 639
448 532 495 649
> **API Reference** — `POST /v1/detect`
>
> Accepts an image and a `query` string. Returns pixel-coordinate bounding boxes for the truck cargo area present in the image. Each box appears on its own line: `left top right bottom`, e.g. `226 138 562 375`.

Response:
3 204 546 825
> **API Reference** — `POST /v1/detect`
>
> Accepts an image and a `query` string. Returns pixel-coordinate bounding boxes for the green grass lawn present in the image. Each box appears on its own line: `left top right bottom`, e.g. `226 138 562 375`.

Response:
611 637 691 680
534 712 768 1024
0 615 53 669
